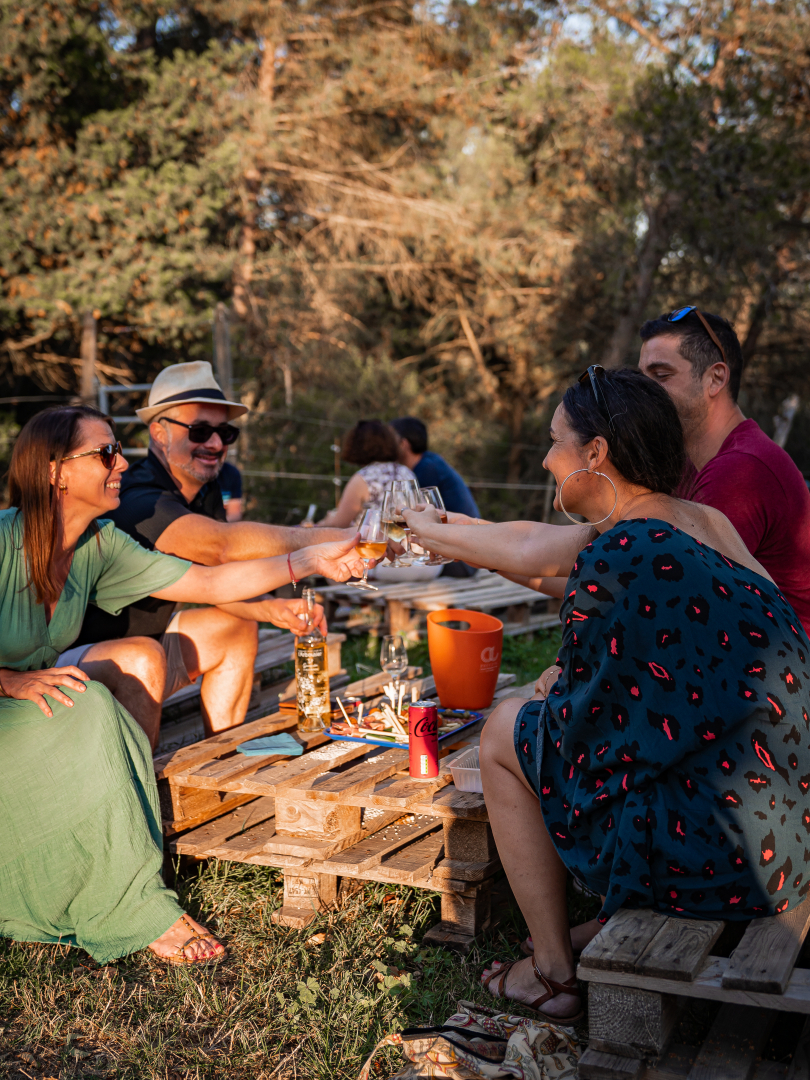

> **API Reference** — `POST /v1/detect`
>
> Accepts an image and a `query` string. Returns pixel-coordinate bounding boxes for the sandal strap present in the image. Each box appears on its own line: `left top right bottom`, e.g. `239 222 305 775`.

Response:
481 958 520 998
175 931 220 958
529 956 579 1010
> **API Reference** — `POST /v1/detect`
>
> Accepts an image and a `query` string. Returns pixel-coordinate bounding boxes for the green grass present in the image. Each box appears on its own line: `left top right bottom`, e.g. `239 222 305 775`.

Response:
0 867 597 1080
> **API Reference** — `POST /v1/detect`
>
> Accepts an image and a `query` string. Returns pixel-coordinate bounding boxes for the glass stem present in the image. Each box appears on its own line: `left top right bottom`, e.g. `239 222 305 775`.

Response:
362 558 370 584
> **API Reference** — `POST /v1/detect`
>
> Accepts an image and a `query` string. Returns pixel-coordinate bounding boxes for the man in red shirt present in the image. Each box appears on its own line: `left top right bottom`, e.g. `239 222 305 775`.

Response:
638 307 810 633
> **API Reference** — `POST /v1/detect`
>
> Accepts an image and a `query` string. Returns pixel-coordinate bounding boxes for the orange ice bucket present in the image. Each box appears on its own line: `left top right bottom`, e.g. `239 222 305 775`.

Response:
427 608 504 710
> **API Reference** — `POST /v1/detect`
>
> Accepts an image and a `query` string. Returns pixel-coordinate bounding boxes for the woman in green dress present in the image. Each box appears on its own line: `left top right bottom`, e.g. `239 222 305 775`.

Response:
0 406 366 966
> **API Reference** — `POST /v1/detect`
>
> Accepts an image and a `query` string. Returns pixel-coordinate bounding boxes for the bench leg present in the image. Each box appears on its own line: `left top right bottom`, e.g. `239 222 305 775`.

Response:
587 982 679 1059
271 870 338 929
388 599 421 643
422 880 492 952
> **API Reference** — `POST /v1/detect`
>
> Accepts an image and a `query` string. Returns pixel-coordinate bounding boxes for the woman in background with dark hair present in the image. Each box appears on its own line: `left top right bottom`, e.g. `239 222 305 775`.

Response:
405 368 810 1022
0 406 365 966
319 419 415 527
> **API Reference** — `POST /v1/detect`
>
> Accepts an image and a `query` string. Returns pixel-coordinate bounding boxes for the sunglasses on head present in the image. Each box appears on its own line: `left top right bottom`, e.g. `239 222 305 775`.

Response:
161 417 240 445
62 441 123 469
578 364 616 439
666 305 727 365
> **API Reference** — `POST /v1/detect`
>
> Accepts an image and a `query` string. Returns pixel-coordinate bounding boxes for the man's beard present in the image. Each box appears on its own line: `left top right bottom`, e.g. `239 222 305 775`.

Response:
176 451 225 484
674 388 709 447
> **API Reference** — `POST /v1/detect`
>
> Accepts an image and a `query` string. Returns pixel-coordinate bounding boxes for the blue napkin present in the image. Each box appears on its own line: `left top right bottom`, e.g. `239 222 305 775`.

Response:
237 733 304 757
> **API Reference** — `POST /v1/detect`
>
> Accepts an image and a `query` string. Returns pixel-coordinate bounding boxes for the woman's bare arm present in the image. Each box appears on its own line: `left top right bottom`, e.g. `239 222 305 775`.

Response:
403 509 596 578
318 473 368 527
152 535 365 604
497 571 569 599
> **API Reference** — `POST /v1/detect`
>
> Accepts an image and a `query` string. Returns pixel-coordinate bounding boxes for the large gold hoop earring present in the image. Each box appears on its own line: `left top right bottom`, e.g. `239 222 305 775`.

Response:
558 468 618 525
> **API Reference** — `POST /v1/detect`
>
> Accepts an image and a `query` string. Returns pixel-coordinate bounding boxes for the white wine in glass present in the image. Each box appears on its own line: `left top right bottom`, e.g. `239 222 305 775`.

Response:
420 486 453 565
353 508 388 590
384 486 413 566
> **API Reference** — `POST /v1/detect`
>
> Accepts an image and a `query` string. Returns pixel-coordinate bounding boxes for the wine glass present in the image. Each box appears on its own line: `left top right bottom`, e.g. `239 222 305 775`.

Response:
420 486 453 565
380 634 409 701
353 508 388 590
382 488 411 568
394 479 429 564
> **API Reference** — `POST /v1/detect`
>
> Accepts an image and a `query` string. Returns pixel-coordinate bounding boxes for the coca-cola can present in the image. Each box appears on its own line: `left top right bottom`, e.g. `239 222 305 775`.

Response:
408 699 439 779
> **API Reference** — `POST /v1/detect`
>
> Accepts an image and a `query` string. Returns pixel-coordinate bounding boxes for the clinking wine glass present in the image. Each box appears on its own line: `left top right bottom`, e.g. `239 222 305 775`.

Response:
420 486 454 566
353 508 388 590
382 488 411 568
396 480 430 564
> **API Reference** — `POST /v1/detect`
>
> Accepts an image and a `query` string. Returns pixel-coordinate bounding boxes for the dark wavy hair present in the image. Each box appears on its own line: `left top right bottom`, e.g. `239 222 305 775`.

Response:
562 368 685 495
341 419 399 466
639 310 744 401
7 405 112 605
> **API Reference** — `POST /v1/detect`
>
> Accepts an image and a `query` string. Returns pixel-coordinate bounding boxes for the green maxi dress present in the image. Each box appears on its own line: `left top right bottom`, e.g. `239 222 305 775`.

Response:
0 508 192 963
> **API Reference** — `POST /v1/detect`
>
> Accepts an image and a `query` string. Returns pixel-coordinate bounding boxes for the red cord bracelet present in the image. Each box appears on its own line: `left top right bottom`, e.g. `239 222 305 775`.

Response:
287 552 297 592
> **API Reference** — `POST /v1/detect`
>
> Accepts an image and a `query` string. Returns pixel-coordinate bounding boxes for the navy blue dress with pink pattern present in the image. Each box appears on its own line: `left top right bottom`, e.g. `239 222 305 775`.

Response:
515 519 810 923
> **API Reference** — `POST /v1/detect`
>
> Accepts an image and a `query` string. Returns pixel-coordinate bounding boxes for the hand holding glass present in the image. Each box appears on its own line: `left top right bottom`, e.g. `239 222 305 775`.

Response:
354 508 388 590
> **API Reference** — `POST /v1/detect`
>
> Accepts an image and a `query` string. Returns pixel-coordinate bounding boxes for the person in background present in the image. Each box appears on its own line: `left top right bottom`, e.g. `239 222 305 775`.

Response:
218 459 243 521
318 420 415 527
639 307 810 634
70 361 351 740
391 416 480 518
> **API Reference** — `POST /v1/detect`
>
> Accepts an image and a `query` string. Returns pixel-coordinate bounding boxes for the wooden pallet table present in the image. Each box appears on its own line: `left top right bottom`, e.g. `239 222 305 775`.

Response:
157 671 534 947
577 901 810 1080
318 570 560 640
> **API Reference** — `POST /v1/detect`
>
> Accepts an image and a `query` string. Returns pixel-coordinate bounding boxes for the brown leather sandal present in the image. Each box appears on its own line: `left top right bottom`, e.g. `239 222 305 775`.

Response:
159 914 227 967
481 956 583 1024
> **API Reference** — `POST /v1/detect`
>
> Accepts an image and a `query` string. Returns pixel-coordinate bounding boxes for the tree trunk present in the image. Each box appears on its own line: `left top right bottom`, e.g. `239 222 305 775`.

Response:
601 193 679 369
80 311 97 404
213 303 232 397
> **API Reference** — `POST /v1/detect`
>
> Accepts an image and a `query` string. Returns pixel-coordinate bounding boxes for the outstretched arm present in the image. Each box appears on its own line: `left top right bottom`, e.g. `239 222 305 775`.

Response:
154 513 354 566
402 509 596 579
152 535 365 605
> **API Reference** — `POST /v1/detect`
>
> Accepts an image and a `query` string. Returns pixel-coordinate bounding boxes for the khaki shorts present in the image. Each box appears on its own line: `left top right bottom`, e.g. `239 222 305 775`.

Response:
55 611 194 701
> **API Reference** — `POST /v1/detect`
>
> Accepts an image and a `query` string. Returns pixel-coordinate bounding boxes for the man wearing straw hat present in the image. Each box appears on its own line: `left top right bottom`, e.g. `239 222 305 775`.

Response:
68 361 350 738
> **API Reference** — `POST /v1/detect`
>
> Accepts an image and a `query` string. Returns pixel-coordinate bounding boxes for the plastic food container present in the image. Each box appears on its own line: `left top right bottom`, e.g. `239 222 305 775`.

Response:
449 746 483 793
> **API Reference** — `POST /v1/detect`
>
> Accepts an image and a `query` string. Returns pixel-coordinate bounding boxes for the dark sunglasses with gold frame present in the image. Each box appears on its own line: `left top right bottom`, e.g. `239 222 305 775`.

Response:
62 441 123 470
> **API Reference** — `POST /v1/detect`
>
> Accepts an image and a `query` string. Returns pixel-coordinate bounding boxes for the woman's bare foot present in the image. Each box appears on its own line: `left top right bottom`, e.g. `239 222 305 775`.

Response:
523 917 602 957
481 956 580 1020
148 913 225 965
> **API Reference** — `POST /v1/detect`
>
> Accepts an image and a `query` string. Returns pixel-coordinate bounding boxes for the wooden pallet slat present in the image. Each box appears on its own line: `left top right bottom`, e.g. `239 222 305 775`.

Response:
168 796 274 855
578 955 810 1014
723 897 810 994
634 916 726 982
154 711 297 778
232 740 370 795
578 1049 645 1080
206 818 280 860
283 747 409 801
322 815 439 874
686 1003 775 1080
580 908 671 974
375 830 444 883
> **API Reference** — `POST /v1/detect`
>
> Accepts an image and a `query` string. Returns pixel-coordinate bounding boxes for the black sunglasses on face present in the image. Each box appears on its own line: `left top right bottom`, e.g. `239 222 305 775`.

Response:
666 305 728 366
578 364 616 439
62 441 123 470
160 417 240 445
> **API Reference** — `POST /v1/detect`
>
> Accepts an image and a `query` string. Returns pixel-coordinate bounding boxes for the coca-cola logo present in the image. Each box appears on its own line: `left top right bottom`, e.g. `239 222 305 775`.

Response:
412 715 437 737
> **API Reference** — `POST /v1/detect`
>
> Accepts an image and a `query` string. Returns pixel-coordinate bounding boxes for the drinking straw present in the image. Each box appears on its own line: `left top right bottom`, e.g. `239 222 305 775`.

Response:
397 684 405 715
357 702 364 726
411 686 418 702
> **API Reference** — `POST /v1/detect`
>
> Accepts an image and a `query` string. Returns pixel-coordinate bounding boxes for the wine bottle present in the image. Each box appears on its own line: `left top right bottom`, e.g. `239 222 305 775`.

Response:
295 587 330 732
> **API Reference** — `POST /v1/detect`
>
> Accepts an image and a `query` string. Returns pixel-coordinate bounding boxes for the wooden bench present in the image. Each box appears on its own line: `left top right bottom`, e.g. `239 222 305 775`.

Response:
155 671 533 948
319 570 560 640
577 902 810 1079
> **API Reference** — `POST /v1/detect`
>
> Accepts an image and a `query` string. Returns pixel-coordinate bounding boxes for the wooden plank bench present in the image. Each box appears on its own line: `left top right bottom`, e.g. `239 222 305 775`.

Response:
156 671 534 948
318 570 560 640
578 900 810 1079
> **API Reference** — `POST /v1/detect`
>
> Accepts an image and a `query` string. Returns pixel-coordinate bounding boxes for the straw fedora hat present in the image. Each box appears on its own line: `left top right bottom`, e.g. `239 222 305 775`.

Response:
136 362 249 424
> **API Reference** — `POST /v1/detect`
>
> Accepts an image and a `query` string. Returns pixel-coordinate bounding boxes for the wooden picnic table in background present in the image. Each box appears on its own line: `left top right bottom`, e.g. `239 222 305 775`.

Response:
318 569 561 640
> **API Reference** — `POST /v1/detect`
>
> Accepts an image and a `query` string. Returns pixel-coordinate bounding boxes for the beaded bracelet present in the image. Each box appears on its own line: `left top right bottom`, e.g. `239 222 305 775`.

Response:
287 552 298 592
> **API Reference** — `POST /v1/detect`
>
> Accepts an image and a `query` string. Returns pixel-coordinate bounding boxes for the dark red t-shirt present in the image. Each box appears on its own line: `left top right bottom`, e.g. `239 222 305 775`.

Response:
678 418 810 633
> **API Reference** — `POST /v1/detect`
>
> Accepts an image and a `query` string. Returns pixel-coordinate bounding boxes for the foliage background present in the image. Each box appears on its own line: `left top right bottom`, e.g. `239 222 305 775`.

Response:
2 0 810 516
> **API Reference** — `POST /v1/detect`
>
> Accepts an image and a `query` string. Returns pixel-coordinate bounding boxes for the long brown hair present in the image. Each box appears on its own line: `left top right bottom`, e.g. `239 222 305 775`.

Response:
7 405 112 606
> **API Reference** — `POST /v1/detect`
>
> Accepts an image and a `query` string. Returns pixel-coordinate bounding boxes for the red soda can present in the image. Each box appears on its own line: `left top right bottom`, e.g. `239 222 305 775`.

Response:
409 699 439 779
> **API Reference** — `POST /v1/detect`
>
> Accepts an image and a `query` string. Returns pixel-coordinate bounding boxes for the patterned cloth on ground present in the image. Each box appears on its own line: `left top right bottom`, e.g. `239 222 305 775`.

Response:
357 1003 580 1080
